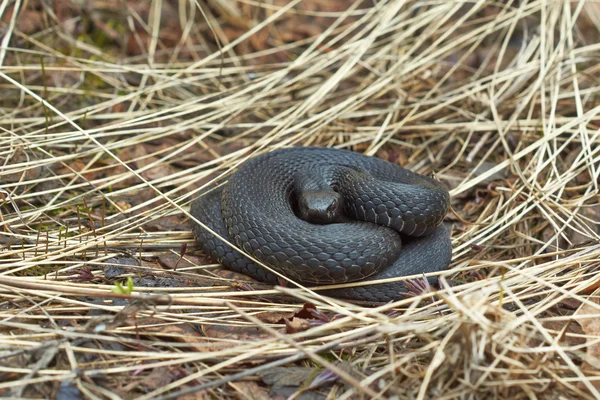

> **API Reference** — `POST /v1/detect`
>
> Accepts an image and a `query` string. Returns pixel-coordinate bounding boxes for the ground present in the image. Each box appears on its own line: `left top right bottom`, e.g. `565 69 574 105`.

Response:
1 0 600 399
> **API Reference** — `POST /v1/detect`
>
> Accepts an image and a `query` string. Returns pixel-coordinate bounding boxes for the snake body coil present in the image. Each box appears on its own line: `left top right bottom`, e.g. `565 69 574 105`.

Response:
191 147 452 302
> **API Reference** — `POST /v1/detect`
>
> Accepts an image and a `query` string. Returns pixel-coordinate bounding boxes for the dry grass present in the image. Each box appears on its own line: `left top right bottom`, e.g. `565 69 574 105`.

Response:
1 0 600 398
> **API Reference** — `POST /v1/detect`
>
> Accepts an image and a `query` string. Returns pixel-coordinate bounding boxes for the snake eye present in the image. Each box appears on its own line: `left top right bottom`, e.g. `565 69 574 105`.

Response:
327 199 338 212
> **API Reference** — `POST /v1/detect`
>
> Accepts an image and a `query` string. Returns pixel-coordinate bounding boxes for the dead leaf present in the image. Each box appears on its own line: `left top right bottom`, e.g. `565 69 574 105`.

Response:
216 269 257 282
143 320 199 338
158 254 203 270
567 206 600 247
201 323 271 341
563 149 591 186
123 367 172 392
284 317 313 334
541 223 565 253
215 269 277 292
231 382 270 400
131 144 179 182
122 366 197 393
140 319 238 352
258 367 316 387
258 367 329 400
115 201 132 211
175 391 212 400
470 162 508 184
145 215 188 232
0 150 44 183
17 9 45 34
54 157 114 183
574 296 600 392
254 311 295 324
294 302 330 322
541 320 585 348
559 298 582 310
207 0 251 30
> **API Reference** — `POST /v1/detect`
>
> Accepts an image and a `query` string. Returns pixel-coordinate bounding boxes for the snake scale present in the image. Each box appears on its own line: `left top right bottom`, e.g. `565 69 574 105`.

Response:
190 146 452 302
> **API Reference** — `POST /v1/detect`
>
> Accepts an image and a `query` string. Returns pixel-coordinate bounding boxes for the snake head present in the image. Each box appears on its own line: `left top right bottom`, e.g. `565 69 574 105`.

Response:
297 190 344 224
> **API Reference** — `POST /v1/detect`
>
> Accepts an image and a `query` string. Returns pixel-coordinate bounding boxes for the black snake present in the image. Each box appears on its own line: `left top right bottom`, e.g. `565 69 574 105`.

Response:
191 146 452 302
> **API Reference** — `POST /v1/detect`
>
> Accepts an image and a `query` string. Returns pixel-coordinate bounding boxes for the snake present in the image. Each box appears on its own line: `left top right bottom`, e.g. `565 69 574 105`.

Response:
190 146 452 302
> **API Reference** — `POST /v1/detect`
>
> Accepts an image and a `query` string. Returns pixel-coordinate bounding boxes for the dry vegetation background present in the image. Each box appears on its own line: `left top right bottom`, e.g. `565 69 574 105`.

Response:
1 0 600 398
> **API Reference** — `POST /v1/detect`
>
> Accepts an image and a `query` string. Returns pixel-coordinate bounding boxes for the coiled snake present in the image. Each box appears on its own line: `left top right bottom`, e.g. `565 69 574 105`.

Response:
191 147 452 302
